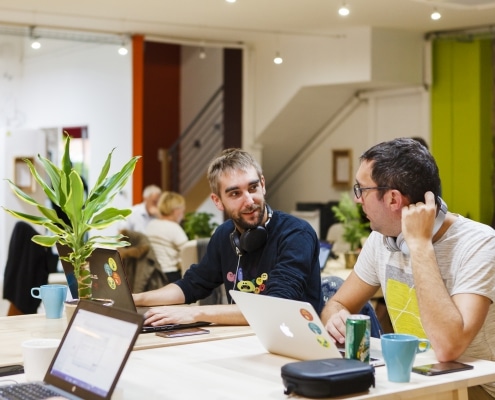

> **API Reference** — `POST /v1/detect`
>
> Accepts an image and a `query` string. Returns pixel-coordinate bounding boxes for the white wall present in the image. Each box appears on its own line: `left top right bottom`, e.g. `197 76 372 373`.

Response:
0 35 132 286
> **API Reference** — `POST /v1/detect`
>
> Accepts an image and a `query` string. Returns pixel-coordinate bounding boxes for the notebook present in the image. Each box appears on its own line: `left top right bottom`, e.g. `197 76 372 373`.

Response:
230 290 384 366
0 300 142 400
57 245 210 333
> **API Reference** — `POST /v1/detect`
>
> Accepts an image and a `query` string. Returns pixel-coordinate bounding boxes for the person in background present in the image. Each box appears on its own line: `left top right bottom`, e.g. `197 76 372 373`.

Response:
119 184 162 233
321 138 495 400
145 191 189 283
133 148 323 327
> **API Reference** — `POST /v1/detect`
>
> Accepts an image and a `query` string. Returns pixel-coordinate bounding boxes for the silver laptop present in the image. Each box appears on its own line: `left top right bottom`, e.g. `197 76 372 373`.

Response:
0 300 142 400
230 290 384 366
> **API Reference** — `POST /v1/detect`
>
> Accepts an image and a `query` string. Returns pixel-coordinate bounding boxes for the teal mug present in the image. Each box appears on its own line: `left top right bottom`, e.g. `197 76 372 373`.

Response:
31 284 68 319
381 333 431 382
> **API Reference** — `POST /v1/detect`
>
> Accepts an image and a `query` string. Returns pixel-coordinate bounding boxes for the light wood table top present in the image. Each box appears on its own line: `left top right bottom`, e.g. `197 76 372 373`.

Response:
0 313 254 367
117 336 495 400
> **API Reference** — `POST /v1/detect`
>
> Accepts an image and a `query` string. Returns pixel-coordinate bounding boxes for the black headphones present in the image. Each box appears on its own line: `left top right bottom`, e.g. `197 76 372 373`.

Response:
230 205 273 256
384 196 448 255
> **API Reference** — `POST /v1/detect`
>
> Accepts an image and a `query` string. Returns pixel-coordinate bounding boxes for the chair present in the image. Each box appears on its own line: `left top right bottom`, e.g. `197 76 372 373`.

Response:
3 222 57 315
180 239 227 305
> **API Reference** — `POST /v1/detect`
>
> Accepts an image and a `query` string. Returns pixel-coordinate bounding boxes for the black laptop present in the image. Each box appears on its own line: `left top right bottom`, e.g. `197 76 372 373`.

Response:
57 244 210 333
0 300 142 400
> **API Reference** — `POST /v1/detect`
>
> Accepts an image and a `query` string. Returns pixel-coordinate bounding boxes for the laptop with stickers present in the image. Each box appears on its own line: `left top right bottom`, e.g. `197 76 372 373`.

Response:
230 290 384 366
57 245 210 333
0 300 142 400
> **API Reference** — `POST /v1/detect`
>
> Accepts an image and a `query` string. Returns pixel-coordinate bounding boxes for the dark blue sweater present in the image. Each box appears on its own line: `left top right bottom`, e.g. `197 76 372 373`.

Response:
176 210 323 314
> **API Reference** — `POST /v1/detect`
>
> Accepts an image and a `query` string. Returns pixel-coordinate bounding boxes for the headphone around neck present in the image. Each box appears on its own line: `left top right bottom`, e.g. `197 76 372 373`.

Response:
383 196 448 256
230 205 273 256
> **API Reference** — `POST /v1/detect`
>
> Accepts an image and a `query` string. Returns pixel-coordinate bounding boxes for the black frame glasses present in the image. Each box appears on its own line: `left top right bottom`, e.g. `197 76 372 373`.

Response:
353 184 391 199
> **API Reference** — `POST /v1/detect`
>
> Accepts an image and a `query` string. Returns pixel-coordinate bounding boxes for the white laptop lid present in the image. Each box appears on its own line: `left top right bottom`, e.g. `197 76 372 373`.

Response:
230 290 342 360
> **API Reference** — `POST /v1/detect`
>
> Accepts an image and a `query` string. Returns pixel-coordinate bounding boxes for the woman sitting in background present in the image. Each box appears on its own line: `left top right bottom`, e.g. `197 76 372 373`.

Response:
145 191 189 283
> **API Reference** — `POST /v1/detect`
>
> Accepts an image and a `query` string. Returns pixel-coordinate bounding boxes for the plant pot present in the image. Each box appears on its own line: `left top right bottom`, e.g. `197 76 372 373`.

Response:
64 298 115 324
344 251 359 269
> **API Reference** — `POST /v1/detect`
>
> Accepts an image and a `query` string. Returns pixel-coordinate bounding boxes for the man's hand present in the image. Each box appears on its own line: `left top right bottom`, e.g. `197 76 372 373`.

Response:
401 191 437 252
324 309 350 345
144 306 198 326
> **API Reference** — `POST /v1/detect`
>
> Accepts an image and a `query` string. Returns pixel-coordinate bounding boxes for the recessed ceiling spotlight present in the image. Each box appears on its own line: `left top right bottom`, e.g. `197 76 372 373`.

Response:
226 0 236 3
431 8 441 20
338 2 350 17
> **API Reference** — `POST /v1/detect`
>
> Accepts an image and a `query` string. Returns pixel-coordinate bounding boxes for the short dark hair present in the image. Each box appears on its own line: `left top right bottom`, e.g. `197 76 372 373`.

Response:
207 148 263 196
360 138 441 204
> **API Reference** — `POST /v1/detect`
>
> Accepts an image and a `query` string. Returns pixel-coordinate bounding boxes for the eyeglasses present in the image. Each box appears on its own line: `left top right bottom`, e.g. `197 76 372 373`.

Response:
353 184 391 199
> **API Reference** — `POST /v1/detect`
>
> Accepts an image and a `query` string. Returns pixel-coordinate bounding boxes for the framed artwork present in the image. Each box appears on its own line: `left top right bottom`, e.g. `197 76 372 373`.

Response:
332 149 352 188
14 157 35 193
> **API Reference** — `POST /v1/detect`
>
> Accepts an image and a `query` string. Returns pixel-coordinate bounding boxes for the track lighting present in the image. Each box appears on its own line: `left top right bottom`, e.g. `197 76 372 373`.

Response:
29 26 41 50
338 2 350 17
199 47 206 59
431 8 441 20
118 44 128 55
273 52 283 65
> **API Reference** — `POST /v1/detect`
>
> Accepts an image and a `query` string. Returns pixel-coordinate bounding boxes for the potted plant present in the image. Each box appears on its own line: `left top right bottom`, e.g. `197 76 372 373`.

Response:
183 211 218 240
331 193 370 268
3 134 140 300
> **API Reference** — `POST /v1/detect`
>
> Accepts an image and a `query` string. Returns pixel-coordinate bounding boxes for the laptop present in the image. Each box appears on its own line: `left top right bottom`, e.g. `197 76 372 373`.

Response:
57 245 210 333
319 240 332 270
0 300 142 400
230 290 384 366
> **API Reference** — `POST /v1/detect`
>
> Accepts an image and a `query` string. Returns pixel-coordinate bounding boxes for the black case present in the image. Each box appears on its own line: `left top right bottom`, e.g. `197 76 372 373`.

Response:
281 358 375 398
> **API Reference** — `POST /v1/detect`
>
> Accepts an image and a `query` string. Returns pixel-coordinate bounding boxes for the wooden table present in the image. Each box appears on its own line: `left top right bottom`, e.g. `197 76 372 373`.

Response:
118 336 495 400
0 313 254 367
2 315 495 399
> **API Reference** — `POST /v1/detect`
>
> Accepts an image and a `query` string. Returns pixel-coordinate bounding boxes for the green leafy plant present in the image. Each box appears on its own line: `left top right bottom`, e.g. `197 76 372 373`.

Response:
331 193 370 251
3 134 140 299
183 211 218 240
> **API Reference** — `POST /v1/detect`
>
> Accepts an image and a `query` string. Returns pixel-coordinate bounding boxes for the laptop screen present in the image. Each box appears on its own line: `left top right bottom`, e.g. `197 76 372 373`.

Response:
319 241 332 270
44 300 142 400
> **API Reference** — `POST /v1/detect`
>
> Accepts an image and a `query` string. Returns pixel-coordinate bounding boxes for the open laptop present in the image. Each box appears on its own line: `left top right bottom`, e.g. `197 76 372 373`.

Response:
57 245 210 333
230 290 384 366
319 240 332 270
0 300 142 400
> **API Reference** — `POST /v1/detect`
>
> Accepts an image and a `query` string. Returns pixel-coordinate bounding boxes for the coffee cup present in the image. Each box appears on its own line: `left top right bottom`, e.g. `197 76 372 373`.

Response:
381 333 431 382
31 284 68 319
22 338 61 381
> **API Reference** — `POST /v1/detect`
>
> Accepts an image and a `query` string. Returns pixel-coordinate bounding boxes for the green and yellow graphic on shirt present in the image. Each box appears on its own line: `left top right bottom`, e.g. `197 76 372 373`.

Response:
385 272 427 339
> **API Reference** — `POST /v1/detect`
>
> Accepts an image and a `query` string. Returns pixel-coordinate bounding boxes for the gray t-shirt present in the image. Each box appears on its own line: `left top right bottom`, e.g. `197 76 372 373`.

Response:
355 215 495 396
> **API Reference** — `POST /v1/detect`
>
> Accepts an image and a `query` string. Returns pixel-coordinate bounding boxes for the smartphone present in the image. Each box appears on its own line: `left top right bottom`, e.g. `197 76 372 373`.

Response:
412 361 473 376
0 364 24 377
156 328 210 338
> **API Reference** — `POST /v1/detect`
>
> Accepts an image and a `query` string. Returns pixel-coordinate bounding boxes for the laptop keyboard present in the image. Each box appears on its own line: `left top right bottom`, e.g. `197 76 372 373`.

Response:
0 382 61 400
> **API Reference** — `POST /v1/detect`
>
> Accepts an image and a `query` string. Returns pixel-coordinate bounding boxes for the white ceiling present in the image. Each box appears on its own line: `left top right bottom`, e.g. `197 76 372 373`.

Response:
1 0 495 45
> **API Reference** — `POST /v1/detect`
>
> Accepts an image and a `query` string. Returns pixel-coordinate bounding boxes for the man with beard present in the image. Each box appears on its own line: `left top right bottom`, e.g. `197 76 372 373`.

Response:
134 148 322 326
321 138 495 400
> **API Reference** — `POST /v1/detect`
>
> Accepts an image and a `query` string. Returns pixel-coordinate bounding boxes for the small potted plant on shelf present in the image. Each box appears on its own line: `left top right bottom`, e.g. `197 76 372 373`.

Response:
183 211 218 240
331 192 370 268
2 134 140 300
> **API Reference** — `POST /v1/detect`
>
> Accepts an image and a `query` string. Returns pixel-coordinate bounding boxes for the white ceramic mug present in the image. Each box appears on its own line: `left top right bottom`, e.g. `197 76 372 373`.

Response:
21 338 61 381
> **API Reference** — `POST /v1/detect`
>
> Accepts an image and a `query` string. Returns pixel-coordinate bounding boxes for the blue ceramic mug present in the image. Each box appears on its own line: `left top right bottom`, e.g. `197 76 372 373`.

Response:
381 333 431 382
31 284 68 319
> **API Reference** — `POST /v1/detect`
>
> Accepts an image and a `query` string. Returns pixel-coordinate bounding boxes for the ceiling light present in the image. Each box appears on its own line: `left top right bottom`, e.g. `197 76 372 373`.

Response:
273 52 283 65
199 47 206 59
31 40 41 50
29 26 41 50
431 8 442 20
338 3 350 17
118 44 128 55
226 0 236 3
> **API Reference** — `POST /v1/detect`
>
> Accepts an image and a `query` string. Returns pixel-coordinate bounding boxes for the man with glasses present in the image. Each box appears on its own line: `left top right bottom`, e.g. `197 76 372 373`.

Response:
321 138 495 399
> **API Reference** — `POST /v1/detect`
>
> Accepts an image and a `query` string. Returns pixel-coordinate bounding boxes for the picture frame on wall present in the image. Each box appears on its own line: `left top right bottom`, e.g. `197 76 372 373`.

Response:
332 149 352 189
14 157 35 193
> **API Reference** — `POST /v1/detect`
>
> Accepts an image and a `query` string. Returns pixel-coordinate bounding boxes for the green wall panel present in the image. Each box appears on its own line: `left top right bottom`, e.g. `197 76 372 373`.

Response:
431 38 493 224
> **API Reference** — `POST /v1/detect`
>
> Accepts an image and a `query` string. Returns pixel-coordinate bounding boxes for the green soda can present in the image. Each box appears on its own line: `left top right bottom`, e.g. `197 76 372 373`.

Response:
345 315 370 363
